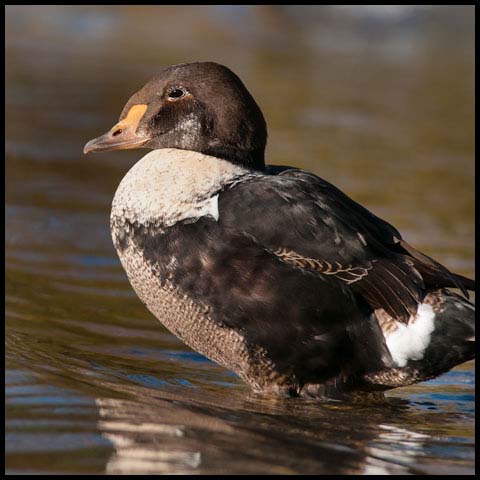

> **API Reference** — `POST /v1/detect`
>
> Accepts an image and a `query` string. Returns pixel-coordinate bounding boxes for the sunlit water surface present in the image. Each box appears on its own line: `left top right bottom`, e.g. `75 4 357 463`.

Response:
6 5 474 475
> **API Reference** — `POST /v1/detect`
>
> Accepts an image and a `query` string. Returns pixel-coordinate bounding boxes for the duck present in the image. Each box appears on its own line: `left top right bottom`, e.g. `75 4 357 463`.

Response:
84 61 475 398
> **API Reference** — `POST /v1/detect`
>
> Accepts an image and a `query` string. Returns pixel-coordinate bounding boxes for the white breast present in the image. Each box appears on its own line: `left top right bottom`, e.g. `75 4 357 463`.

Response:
111 148 251 229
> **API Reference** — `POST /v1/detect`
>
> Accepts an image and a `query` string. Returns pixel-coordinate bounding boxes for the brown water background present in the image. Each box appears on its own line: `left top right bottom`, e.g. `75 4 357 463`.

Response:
6 5 475 474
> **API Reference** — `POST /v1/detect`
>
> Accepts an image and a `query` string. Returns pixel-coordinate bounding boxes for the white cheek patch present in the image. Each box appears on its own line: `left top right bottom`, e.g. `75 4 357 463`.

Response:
385 304 436 367
176 113 201 149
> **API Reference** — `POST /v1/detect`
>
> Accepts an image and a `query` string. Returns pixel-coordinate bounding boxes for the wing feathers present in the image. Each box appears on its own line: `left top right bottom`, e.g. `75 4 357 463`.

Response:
272 248 423 322
397 239 474 297
352 260 422 321
218 169 474 324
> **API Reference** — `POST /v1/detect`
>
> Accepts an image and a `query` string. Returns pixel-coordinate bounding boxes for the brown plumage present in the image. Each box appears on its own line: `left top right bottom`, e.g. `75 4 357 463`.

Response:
84 62 474 397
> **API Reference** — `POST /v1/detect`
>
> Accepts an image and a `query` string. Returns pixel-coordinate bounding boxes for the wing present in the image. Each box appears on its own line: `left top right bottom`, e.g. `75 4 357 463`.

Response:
218 167 474 323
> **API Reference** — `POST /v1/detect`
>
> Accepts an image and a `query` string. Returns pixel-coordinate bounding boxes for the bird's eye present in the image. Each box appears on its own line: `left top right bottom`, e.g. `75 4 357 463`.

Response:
167 87 187 100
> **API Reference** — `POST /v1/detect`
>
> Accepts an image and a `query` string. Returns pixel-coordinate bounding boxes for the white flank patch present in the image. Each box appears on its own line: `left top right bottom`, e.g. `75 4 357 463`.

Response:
385 303 436 367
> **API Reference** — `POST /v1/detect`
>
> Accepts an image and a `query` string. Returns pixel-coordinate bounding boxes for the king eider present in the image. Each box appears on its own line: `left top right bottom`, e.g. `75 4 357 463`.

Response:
84 61 475 398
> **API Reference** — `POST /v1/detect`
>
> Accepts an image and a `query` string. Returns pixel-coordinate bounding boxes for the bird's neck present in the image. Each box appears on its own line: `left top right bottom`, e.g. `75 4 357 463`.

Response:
110 148 252 232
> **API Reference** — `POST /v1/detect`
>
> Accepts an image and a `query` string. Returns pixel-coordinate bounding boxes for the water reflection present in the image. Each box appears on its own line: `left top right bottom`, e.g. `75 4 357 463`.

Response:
70 377 471 474
96 398 196 475
6 5 474 475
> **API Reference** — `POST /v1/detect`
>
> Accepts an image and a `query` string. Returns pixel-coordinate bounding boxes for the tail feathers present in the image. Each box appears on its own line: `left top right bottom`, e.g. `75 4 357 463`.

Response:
412 290 475 379
359 289 474 389
397 239 475 298
452 273 475 293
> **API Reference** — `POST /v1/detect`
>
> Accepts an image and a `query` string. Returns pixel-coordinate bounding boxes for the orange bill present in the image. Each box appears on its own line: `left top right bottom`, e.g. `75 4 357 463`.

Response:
84 104 149 154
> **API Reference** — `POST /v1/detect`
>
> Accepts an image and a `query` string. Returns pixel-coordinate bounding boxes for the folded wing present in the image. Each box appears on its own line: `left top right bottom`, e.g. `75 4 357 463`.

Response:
218 168 474 323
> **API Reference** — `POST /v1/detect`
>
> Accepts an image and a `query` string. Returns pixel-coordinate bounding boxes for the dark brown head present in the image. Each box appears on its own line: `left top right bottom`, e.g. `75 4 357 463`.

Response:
83 62 267 170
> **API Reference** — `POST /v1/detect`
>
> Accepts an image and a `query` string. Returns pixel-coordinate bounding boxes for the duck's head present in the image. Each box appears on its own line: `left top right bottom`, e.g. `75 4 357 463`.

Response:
83 62 267 170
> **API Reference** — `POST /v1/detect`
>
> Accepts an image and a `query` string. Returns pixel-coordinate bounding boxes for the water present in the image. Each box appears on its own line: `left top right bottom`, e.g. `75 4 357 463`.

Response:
5 5 474 475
